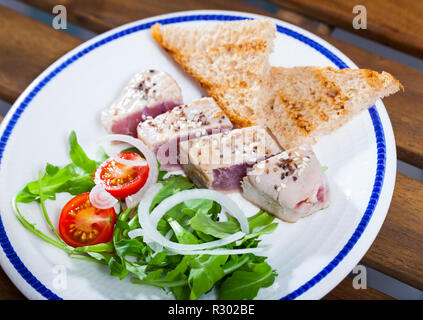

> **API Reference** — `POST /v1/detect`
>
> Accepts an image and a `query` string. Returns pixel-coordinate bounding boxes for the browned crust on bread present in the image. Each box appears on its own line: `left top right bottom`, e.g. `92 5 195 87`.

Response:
260 66 403 148
151 23 162 44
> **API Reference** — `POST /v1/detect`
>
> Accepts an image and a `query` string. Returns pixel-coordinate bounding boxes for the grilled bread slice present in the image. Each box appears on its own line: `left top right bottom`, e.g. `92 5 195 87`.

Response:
255 66 403 149
151 19 276 127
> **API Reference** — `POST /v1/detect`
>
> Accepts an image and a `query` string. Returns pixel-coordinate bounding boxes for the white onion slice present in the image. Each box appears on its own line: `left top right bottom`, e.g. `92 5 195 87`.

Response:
149 189 249 233
97 134 158 208
113 202 121 214
128 226 269 255
167 245 271 256
89 184 118 209
138 184 249 252
128 228 143 239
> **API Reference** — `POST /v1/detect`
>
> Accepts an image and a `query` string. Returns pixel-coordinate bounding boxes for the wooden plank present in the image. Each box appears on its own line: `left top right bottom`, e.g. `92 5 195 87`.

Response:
21 0 333 35
323 277 394 300
362 173 423 290
0 267 25 300
275 8 332 35
0 6 82 103
271 0 423 59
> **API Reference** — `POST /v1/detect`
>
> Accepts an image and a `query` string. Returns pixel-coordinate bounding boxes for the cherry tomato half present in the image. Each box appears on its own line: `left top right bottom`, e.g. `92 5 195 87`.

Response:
94 152 149 200
58 192 116 247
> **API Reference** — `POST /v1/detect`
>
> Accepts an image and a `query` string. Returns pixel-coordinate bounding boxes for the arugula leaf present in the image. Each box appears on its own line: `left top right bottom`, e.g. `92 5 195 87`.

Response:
68 131 98 173
132 256 190 298
147 251 168 267
114 238 147 258
247 210 276 233
45 163 60 176
108 256 130 280
124 260 148 280
222 255 250 275
244 223 278 240
16 131 97 203
190 211 239 239
15 186 39 203
218 261 277 300
188 254 229 300
168 218 201 245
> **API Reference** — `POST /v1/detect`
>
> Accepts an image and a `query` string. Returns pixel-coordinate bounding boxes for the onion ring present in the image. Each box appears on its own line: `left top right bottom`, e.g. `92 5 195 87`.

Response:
89 184 118 209
138 184 257 253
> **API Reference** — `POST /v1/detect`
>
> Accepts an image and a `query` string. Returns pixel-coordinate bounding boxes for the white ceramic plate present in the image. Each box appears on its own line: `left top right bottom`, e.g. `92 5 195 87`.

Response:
0 10 396 300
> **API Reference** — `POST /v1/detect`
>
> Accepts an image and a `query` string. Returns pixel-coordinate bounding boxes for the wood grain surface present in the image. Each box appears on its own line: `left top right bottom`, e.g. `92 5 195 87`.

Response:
21 0 334 35
323 276 394 300
0 6 82 103
362 173 423 290
21 0 278 33
0 0 422 298
0 267 25 300
271 0 423 59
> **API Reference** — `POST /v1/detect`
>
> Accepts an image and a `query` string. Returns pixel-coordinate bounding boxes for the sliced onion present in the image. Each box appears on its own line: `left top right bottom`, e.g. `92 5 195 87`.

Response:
138 184 249 252
89 184 118 209
128 227 164 252
128 228 143 239
113 202 121 214
167 245 271 256
97 134 158 208
149 189 249 233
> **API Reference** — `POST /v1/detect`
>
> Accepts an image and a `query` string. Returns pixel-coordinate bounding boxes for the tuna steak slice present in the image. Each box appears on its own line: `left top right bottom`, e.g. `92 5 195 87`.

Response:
137 97 233 171
101 70 183 136
241 146 330 222
179 126 281 191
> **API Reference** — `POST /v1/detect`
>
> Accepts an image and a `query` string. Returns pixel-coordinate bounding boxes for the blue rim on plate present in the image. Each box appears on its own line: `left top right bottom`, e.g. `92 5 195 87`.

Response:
0 14 385 300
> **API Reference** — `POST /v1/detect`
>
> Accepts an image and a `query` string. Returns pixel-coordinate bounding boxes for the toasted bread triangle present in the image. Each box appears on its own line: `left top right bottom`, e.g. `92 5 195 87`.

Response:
255 66 402 148
151 20 402 148
151 19 276 127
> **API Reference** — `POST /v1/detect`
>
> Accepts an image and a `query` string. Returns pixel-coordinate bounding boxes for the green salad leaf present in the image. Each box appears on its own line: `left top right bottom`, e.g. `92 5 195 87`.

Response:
15 131 99 203
218 261 277 300
188 254 229 300
190 211 239 239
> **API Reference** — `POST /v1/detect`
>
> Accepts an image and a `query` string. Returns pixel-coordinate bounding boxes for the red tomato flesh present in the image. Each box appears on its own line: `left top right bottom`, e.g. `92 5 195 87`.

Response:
94 152 149 200
59 193 115 247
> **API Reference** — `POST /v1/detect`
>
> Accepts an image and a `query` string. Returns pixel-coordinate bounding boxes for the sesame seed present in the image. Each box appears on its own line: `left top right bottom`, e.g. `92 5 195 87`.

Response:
256 162 265 169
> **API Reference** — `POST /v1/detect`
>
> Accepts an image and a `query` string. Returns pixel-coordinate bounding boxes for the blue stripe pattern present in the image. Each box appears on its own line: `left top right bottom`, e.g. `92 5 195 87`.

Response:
0 14 385 300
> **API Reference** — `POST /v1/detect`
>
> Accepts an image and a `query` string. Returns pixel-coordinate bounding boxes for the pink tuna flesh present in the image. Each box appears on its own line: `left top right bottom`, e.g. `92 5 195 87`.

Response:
110 101 180 137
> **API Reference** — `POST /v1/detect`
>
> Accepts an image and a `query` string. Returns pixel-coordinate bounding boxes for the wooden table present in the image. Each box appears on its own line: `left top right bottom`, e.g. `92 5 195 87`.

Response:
0 0 422 300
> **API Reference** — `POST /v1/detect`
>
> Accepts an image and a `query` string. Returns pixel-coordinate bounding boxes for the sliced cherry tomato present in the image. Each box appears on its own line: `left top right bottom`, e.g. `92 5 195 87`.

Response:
58 192 116 247
94 152 149 200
